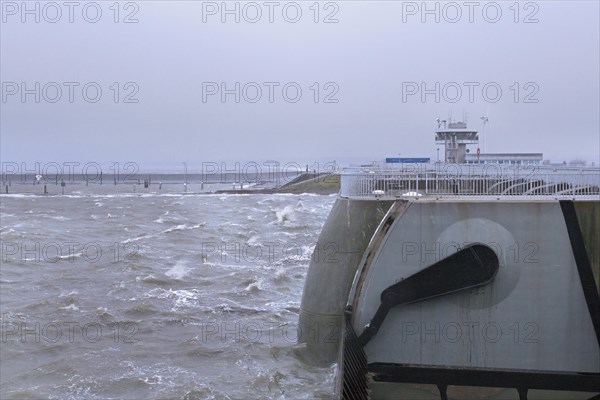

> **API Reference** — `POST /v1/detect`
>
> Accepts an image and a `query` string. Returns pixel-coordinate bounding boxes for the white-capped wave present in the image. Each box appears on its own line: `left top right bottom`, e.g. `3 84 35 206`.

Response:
59 304 80 311
275 205 295 223
245 280 261 293
165 261 191 280
163 224 187 234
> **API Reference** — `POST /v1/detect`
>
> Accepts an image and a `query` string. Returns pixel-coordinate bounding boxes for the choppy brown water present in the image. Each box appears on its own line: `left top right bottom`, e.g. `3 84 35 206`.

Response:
0 192 337 399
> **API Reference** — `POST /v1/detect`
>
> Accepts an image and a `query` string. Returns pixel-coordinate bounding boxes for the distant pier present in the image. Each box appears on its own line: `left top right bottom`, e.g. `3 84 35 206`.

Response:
0 171 341 196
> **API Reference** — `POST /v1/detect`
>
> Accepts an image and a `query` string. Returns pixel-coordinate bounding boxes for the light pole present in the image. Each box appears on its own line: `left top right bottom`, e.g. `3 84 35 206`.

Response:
182 162 188 192
437 148 440 163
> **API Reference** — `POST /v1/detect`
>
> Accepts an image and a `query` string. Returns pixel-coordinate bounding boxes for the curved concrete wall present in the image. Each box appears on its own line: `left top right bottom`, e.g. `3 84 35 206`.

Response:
298 198 393 365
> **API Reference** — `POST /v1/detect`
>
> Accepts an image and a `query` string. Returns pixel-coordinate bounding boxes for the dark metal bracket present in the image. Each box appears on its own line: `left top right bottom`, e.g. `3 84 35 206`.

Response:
369 363 600 399
357 244 499 346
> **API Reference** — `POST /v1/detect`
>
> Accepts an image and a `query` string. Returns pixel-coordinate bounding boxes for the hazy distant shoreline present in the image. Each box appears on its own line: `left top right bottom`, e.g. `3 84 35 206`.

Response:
0 172 341 196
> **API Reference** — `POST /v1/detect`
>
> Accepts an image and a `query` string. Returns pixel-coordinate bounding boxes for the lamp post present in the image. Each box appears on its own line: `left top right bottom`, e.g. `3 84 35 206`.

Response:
182 162 188 193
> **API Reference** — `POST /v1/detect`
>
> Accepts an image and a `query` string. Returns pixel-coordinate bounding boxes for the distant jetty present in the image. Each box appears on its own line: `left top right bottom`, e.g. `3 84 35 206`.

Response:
1 172 341 196
215 173 340 195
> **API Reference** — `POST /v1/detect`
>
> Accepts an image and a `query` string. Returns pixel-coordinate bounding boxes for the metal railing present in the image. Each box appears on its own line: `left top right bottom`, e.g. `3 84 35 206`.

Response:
340 165 600 199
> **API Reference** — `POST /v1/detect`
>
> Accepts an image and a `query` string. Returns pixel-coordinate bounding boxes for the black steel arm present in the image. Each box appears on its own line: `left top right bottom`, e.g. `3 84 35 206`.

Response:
358 244 499 346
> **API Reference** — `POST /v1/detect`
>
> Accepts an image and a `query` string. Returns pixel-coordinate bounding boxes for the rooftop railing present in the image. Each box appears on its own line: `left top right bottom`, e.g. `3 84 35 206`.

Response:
340 164 600 199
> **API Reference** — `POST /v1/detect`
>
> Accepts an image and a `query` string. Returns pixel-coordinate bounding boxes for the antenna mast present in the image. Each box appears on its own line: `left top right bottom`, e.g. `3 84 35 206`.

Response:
480 116 489 153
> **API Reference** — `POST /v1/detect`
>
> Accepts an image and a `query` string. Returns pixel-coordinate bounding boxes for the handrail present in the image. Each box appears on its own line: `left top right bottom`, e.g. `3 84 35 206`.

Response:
340 165 600 199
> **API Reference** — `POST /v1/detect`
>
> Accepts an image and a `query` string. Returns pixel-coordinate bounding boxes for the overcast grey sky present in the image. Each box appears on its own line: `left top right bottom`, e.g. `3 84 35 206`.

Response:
1 1 599 169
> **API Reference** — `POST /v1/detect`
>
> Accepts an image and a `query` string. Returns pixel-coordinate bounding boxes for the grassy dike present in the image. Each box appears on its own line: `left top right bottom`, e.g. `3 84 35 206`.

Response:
215 173 341 195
